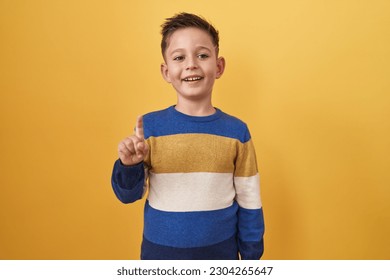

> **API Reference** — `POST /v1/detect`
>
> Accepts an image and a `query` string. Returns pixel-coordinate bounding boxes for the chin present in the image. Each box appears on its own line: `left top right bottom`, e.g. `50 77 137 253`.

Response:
180 93 208 100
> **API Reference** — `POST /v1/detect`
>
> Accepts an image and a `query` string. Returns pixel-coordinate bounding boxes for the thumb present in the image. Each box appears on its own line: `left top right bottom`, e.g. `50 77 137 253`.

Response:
136 141 149 155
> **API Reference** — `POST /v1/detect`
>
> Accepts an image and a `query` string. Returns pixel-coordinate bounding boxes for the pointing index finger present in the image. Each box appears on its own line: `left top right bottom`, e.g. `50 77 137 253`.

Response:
135 115 144 140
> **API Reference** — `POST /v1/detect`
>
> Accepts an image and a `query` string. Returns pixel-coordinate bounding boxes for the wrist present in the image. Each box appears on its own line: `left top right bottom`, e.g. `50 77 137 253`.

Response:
119 159 143 167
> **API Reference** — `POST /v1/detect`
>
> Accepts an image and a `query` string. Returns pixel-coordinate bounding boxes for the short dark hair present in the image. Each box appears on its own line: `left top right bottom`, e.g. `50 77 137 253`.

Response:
160 12 219 57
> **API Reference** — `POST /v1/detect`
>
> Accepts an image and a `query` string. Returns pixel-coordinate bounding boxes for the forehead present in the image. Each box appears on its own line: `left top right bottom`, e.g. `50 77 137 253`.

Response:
165 27 215 51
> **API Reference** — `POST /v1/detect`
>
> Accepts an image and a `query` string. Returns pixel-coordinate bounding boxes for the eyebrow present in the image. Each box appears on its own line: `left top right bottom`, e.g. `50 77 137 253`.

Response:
169 46 213 56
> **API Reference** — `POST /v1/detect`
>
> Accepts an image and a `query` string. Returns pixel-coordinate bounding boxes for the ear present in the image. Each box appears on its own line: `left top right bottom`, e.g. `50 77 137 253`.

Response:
160 63 171 83
216 56 226 79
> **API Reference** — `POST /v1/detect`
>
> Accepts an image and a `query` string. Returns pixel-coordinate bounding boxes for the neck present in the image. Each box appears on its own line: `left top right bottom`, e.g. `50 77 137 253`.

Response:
175 98 215 116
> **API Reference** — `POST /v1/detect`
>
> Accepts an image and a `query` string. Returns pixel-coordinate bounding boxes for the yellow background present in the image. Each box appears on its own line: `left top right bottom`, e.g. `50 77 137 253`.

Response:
1 0 389 259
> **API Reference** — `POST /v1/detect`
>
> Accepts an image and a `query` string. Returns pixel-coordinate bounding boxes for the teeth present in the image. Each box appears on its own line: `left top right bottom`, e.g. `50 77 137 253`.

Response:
184 77 202 81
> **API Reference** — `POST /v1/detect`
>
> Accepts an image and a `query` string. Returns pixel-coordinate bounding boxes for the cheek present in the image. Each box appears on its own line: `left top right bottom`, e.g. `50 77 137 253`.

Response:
206 69 218 80
168 66 181 78
205 63 219 75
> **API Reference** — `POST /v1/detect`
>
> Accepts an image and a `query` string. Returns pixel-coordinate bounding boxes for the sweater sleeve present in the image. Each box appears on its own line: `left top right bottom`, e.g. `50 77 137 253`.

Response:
234 129 265 260
111 159 147 204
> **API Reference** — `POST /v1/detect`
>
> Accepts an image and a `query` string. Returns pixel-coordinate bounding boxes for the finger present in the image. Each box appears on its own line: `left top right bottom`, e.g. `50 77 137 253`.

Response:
118 142 133 164
123 137 137 155
119 140 143 165
140 140 149 154
135 115 144 140
124 136 144 158
136 141 144 152
118 142 131 156
126 140 143 160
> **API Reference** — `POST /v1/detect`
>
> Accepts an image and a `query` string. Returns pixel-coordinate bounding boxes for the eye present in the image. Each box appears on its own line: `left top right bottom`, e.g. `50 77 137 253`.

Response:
198 53 209 60
173 55 184 61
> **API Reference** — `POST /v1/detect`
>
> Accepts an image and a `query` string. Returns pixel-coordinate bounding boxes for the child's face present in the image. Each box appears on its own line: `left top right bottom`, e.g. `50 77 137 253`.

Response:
161 27 225 102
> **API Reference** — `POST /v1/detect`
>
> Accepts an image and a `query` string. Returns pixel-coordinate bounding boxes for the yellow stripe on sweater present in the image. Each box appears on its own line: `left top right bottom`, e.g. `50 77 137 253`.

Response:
145 133 258 176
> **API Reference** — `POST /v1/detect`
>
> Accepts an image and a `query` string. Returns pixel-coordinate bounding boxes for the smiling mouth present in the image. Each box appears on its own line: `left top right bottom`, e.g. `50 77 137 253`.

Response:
182 76 203 82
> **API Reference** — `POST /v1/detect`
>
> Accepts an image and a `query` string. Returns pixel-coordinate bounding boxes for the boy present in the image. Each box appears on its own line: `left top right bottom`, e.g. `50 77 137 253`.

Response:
111 12 264 260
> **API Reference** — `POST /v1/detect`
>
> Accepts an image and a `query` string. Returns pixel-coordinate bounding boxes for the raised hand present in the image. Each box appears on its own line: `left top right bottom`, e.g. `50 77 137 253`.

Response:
118 116 149 166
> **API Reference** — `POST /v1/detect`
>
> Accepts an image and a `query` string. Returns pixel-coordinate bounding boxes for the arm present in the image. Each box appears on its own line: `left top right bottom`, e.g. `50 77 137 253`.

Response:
237 203 265 260
111 115 149 204
234 135 265 260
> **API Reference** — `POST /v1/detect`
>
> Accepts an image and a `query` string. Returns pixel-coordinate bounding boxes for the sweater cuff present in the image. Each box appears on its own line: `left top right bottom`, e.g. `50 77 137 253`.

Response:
113 159 145 190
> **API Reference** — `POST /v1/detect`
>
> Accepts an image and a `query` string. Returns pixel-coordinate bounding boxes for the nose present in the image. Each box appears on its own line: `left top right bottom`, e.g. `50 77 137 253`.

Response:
186 56 198 70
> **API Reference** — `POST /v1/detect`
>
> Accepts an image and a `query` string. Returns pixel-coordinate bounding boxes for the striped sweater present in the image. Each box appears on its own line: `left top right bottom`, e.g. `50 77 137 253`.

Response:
111 106 264 259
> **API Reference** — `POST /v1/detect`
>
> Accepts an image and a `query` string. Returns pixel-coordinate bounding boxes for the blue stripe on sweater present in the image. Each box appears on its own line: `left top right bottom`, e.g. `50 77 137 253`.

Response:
141 234 239 260
143 200 238 248
238 207 265 241
143 106 251 143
